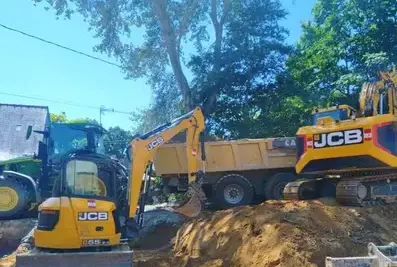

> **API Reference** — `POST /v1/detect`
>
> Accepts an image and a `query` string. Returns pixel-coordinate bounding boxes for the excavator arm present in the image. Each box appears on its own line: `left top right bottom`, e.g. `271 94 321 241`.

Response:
127 107 206 219
360 66 397 116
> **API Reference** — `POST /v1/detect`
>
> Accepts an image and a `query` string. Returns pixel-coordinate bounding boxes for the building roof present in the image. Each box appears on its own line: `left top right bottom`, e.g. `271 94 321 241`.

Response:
0 103 50 161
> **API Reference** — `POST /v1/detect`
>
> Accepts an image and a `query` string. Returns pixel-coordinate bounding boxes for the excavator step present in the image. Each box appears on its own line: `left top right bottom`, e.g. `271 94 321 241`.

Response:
15 244 133 267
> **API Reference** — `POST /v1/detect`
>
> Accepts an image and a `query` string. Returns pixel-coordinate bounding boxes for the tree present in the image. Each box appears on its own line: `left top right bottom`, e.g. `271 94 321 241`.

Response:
103 126 133 158
50 112 67 123
50 112 99 125
33 0 290 117
287 0 397 110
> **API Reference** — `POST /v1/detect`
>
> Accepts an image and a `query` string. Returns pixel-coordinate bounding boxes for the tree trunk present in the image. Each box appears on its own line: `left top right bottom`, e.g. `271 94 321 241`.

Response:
151 0 194 112
203 0 229 115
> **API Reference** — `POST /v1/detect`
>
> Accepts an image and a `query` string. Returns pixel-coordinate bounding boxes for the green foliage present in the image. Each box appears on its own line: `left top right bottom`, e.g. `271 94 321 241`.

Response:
50 112 99 125
103 126 133 158
33 0 291 135
287 0 397 110
50 112 67 122
39 0 397 141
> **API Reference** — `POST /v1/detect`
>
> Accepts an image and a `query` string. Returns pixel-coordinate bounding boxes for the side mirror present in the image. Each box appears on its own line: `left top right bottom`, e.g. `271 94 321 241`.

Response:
26 125 33 140
38 142 48 161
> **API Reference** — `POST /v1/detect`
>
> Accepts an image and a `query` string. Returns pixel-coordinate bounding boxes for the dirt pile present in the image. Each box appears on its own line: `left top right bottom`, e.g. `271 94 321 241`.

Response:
0 219 36 258
135 199 397 267
2 200 397 267
0 219 36 267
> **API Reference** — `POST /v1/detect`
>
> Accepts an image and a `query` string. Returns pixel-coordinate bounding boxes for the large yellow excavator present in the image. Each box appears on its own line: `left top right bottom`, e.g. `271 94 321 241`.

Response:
15 107 206 267
283 66 397 206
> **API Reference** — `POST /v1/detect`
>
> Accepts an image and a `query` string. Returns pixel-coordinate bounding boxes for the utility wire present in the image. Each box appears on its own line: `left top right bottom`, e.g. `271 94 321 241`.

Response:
0 91 133 115
0 23 123 69
0 91 99 110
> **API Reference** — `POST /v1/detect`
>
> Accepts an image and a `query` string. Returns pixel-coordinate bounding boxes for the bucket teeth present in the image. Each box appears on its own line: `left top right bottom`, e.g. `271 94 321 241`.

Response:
171 183 206 218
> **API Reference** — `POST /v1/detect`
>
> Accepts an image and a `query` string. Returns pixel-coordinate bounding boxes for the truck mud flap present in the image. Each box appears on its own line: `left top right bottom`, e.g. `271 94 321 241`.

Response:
15 245 133 267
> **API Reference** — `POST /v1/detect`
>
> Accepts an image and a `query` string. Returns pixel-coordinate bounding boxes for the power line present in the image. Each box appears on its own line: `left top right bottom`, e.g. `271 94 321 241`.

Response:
0 91 133 115
0 91 99 110
0 22 123 69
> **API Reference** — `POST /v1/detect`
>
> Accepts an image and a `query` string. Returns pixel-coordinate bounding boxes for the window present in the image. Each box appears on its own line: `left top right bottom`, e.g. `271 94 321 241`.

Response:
65 160 107 197
312 109 348 125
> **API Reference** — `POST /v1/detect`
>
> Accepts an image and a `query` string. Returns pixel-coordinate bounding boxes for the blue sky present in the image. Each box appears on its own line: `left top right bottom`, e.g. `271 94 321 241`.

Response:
0 0 316 130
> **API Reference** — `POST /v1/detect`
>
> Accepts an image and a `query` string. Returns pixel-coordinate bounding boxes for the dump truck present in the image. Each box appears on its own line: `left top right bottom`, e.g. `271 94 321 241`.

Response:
153 137 298 208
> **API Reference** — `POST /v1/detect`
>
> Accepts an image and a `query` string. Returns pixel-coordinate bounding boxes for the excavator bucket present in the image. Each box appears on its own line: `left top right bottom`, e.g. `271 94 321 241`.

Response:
171 183 206 218
15 244 133 267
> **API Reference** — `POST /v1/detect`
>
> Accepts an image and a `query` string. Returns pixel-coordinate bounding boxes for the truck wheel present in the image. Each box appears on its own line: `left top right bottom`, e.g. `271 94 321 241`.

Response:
264 172 297 200
214 174 254 209
0 179 30 219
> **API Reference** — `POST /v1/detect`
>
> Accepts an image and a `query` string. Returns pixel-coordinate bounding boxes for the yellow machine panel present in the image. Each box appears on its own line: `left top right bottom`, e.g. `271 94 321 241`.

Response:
34 197 120 249
296 113 397 174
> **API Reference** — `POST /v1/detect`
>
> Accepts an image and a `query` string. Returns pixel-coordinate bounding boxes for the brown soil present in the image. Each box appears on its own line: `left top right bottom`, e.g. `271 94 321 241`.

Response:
135 199 397 267
0 219 35 258
3 199 397 267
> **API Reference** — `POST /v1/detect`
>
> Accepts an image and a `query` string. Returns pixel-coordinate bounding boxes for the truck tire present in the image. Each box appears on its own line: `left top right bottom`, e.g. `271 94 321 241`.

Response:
214 174 254 209
264 172 297 200
0 179 30 219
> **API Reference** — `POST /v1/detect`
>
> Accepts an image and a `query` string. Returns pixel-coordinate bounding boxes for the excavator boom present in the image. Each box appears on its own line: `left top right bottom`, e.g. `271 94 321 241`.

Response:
127 106 206 219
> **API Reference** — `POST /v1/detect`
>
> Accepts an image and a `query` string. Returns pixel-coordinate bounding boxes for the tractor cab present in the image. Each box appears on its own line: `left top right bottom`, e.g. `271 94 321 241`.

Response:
311 105 356 126
49 123 106 159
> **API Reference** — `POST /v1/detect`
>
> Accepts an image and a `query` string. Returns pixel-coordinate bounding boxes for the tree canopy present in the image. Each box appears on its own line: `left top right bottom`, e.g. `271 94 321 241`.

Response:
37 0 397 140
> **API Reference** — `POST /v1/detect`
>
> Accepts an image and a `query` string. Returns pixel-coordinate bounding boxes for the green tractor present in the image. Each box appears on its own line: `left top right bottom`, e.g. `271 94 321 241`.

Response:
0 122 107 220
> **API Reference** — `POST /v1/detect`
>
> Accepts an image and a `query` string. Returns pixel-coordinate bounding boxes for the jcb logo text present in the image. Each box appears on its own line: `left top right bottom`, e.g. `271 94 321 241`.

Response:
147 136 164 151
78 212 108 221
313 129 363 149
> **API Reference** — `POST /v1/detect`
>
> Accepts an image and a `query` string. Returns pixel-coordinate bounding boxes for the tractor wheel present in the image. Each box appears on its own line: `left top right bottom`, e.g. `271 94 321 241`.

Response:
0 179 30 219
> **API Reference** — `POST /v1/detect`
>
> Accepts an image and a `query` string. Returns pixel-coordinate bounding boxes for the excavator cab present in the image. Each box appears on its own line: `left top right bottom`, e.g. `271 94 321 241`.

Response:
311 105 356 125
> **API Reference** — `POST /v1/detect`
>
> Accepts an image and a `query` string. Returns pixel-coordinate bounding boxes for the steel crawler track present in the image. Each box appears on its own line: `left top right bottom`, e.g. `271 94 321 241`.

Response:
283 171 397 207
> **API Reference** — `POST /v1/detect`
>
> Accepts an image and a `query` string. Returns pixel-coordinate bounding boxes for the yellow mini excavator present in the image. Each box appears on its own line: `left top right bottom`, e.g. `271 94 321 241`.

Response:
15 107 206 267
283 66 397 206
